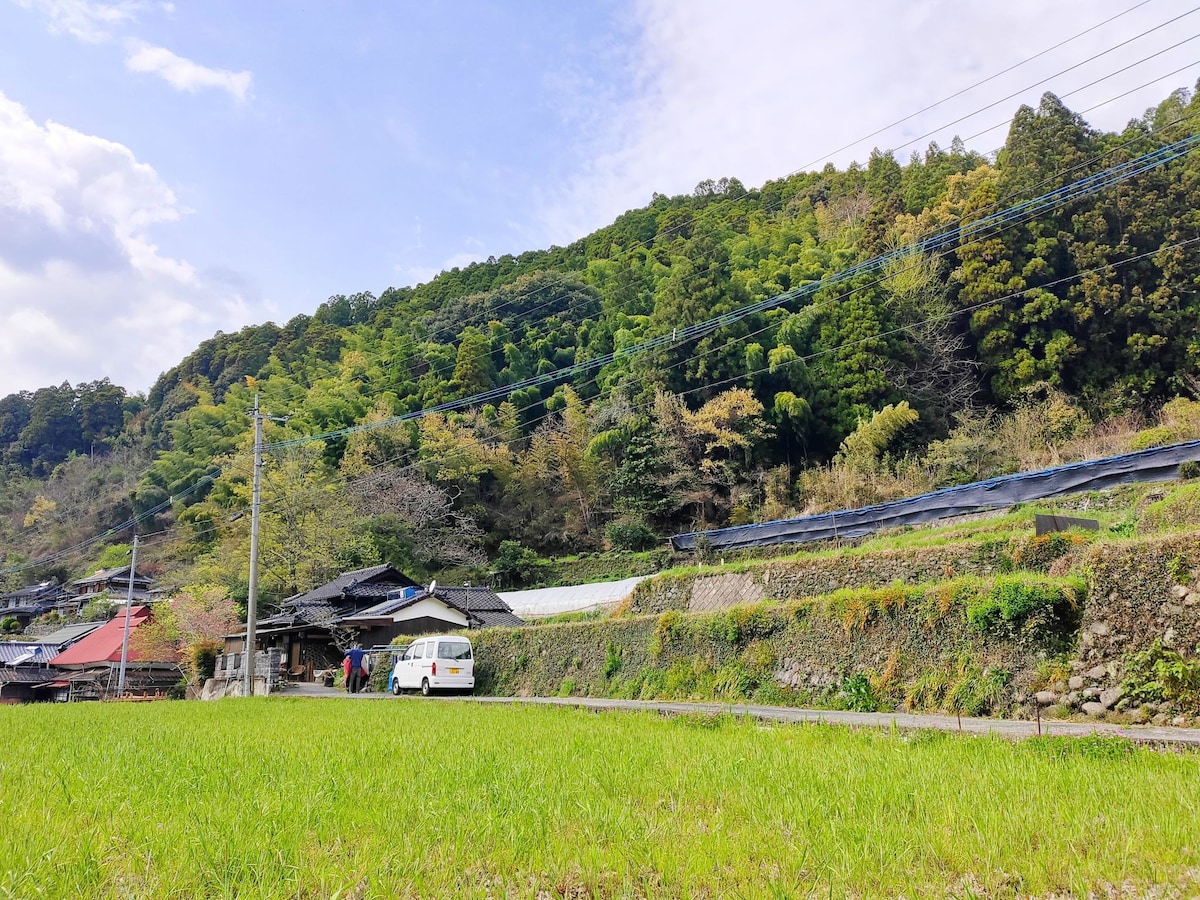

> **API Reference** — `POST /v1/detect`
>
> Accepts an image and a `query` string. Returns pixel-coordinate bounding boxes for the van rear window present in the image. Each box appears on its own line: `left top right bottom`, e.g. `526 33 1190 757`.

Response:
438 641 472 660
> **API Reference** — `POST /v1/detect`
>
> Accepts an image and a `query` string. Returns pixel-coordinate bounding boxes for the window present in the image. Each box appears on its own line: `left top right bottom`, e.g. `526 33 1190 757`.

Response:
404 643 421 661
438 641 472 660
424 643 436 659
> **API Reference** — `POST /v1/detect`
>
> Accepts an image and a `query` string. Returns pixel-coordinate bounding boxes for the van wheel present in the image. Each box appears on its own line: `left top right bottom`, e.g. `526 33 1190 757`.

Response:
391 678 402 696
421 678 431 697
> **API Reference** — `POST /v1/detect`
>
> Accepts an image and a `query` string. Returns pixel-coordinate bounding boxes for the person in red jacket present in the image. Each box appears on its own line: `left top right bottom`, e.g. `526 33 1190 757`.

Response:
345 643 366 693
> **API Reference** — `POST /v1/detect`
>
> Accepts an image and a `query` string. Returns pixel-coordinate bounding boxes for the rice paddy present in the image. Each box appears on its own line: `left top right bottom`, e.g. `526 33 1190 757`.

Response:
1 698 1198 898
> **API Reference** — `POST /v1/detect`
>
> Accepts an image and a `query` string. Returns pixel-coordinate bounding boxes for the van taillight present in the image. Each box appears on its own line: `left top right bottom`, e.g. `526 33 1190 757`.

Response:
431 661 437 676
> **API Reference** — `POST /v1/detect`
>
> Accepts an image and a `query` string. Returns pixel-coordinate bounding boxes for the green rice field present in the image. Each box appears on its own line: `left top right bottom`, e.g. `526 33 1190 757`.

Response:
1 698 1198 898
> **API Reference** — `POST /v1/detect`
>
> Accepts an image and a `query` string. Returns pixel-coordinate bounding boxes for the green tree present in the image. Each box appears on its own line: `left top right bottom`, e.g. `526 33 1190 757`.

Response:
451 327 497 399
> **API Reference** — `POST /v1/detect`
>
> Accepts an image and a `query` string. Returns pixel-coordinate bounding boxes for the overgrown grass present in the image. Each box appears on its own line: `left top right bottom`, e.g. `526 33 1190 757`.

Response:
1 700 1197 898
650 481 1199 584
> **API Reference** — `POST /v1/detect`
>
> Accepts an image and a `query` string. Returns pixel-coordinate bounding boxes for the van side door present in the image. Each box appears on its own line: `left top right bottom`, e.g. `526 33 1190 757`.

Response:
400 641 421 688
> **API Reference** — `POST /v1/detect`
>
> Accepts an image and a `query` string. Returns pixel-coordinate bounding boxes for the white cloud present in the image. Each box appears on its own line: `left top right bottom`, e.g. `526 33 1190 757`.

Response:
538 0 1200 243
15 0 253 102
0 90 270 395
13 0 143 43
125 39 252 102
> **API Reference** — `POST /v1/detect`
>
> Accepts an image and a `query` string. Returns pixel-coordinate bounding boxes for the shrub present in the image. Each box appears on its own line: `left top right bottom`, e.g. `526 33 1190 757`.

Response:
1032 656 1072 691
1120 641 1200 711
966 576 1081 634
712 662 755 699
946 663 1010 717
188 642 219 682
907 655 1010 716
838 673 879 712
602 642 622 679
718 604 777 643
1179 461 1200 480
491 541 543 588
649 610 682 658
556 677 577 697
824 584 908 633
1130 425 1175 450
605 519 660 552
0 616 20 634
663 659 697 696
905 668 951 711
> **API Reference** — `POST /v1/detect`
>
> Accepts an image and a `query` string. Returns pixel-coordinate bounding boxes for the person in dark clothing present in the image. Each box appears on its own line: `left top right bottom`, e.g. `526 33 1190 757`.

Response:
345 643 366 693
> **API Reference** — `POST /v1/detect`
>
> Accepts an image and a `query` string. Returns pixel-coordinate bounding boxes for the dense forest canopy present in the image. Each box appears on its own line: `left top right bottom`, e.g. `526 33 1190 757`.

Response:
2 86 1200 601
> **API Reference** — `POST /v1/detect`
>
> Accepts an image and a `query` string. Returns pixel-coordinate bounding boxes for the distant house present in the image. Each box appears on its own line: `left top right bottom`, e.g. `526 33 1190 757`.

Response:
224 564 421 678
68 566 154 612
0 638 62 704
49 606 179 701
342 584 524 646
0 581 71 628
0 620 126 704
0 621 102 666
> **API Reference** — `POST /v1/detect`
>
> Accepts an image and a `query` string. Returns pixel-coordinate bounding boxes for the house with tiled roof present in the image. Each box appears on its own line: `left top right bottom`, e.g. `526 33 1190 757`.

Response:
0 580 72 628
223 564 420 679
50 605 180 701
63 566 155 616
342 584 524 647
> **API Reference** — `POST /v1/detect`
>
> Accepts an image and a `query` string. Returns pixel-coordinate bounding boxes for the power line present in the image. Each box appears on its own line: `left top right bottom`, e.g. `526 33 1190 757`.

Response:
6 80 1198 578
795 0 1160 170
262 130 1200 452
293 4 1191 394
880 10 1200 160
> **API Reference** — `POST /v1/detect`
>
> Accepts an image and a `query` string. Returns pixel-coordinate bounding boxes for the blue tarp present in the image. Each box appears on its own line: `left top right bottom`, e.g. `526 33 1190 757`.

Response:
671 439 1200 552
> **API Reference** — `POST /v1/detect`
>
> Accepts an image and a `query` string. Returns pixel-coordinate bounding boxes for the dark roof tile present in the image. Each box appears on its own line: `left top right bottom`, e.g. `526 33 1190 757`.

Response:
282 565 417 607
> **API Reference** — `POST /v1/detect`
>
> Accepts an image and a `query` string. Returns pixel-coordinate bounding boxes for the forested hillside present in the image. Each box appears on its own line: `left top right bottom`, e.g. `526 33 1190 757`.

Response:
2 87 1200 603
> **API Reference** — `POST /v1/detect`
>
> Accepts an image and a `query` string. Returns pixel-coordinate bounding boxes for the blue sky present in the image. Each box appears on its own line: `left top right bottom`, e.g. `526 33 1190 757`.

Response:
1 0 1198 396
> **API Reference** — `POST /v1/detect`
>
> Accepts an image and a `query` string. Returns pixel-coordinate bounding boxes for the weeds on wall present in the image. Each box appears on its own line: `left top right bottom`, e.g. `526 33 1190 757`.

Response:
1120 640 1200 712
838 673 879 712
964 575 1084 636
904 654 1011 716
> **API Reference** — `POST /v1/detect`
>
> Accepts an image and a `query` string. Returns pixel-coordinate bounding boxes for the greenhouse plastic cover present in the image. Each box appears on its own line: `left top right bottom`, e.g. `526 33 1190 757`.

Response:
671 439 1200 552
498 576 649 617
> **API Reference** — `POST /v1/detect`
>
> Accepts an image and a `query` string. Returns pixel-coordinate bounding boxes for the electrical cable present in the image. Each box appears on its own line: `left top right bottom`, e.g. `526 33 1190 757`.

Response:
262 130 1200 452
302 4 1193 391
794 0 1159 171
6 78 1198 577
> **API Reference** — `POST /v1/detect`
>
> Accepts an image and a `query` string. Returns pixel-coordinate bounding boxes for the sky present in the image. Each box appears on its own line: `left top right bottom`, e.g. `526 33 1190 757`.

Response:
1 0 1198 398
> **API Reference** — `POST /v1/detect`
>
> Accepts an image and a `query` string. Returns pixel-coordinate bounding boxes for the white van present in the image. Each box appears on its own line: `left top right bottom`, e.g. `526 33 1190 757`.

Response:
390 635 474 696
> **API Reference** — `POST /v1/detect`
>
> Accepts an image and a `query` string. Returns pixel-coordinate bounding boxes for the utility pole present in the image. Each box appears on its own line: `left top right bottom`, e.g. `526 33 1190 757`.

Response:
245 393 263 696
117 533 139 696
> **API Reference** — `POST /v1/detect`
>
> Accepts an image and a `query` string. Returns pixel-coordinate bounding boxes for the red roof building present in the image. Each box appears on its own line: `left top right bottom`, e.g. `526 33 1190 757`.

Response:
51 606 165 667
